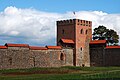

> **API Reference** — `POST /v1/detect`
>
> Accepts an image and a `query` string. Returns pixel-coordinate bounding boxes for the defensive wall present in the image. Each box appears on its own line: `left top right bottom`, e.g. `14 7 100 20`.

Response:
0 18 120 69
0 43 73 69
90 40 120 67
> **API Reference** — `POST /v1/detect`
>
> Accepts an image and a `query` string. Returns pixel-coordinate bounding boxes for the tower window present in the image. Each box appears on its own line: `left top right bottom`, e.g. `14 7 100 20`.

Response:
86 21 88 24
80 29 83 34
81 47 82 51
62 29 64 34
83 20 85 23
89 21 91 24
86 30 88 34
80 20 82 23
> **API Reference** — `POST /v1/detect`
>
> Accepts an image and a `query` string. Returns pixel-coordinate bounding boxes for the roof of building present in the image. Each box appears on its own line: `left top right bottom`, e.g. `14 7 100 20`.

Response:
90 40 106 44
29 46 47 50
61 39 74 44
0 45 7 49
46 46 62 49
5 43 29 48
106 46 120 49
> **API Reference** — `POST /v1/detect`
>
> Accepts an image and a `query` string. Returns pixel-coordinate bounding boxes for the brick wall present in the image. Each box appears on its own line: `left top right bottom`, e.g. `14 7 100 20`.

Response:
57 19 92 66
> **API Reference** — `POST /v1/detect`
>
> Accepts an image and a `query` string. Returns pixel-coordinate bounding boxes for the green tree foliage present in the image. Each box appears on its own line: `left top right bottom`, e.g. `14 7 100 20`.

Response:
93 25 119 45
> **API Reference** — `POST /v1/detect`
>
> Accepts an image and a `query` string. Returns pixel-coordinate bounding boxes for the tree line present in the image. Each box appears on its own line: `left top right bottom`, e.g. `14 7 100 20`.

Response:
93 25 119 46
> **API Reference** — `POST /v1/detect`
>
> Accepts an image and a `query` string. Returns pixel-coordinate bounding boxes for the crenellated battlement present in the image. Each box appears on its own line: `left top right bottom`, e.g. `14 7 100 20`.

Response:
57 19 92 27
76 19 92 27
57 19 75 26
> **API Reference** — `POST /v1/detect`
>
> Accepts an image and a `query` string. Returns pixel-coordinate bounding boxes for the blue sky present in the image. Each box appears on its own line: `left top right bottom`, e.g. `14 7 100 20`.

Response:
0 0 120 46
0 0 120 13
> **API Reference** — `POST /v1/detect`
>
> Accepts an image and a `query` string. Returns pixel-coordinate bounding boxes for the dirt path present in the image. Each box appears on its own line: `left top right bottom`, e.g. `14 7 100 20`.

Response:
1 70 77 76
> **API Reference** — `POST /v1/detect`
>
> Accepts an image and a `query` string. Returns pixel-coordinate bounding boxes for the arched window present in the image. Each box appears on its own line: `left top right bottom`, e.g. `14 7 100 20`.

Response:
60 53 64 60
86 30 88 34
8 58 12 65
80 29 83 34
81 47 82 51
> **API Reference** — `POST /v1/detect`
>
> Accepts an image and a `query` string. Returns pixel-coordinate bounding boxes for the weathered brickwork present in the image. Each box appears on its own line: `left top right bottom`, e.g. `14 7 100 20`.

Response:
83 36 90 67
57 19 92 67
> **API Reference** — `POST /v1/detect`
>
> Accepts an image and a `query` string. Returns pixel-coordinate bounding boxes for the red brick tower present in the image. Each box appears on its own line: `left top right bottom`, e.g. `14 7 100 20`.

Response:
57 19 92 66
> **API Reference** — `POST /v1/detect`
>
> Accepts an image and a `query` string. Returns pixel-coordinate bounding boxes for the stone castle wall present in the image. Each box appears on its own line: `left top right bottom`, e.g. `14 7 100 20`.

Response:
105 48 120 66
90 44 120 67
90 47 104 66
1 44 120 69
0 47 73 69
0 18 120 69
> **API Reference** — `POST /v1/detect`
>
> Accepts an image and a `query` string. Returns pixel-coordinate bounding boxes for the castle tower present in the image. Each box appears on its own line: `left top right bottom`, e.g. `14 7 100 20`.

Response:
57 19 92 67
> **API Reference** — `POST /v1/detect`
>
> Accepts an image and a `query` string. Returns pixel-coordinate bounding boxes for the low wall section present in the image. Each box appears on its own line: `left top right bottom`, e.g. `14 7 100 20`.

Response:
0 47 73 69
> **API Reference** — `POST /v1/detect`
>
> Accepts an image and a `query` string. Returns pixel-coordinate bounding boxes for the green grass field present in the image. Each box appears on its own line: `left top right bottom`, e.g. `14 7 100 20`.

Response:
0 66 120 80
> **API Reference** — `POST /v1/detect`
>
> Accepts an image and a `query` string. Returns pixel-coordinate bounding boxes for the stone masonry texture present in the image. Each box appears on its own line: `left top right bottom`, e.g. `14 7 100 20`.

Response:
0 47 73 69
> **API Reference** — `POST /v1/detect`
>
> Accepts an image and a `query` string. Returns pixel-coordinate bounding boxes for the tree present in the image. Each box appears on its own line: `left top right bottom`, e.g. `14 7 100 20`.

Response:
93 25 119 45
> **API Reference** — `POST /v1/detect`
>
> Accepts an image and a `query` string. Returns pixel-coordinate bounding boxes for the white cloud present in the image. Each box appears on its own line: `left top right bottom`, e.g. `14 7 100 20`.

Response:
0 6 120 46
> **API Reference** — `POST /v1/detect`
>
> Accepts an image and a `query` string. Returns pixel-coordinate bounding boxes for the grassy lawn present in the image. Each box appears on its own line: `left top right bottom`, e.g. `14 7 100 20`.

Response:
0 66 120 80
